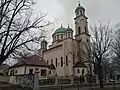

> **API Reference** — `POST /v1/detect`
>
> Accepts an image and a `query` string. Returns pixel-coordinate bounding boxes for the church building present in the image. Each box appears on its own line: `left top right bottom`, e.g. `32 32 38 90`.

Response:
39 3 95 82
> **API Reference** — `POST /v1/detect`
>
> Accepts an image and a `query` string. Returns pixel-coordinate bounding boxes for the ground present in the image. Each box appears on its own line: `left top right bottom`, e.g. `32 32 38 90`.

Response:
0 83 120 90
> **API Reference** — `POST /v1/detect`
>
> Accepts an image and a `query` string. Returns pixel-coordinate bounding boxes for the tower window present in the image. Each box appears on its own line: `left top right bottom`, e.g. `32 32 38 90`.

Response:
61 57 63 67
80 10 83 15
56 58 57 67
61 34 63 39
76 11 79 16
85 27 87 33
66 55 68 66
57 35 59 40
68 32 71 37
78 27 81 34
65 33 67 37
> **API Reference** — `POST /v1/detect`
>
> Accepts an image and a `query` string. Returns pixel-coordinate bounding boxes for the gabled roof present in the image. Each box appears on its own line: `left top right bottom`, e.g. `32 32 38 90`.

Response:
9 55 49 69
74 61 87 68
0 64 9 68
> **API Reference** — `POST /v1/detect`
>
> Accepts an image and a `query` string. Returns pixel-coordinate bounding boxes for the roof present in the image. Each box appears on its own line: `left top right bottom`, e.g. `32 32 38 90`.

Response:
0 64 10 68
74 61 87 68
53 26 73 35
54 26 66 34
0 64 9 73
49 64 56 70
75 4 85 12
9 55 49 69
66 26 73 32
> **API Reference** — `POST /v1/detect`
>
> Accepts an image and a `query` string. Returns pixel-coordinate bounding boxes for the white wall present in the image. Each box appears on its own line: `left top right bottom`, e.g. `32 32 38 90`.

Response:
43 38 75 77
9 66 25 75
9 66 49 77
25 66 49 77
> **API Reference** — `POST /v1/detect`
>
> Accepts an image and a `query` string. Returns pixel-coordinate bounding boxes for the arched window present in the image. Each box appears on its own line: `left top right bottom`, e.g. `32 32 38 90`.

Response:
82 69 84 75
65 33 67 37
57 35 59 40
80 10 83 15
76 11 79 16
56 58 57 67
68 32 71 37
77 69 80 73
78 27 81 34
66 55 68 66
61 57 63 67
85 27 87 33
61 34 63 39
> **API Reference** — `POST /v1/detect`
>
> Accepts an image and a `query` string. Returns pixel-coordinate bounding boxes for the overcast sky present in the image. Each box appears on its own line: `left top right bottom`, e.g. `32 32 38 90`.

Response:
32 0 120 42
34 0 120 27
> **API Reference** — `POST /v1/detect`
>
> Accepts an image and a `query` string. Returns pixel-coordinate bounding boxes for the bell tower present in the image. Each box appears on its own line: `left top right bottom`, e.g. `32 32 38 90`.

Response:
74 2 90 62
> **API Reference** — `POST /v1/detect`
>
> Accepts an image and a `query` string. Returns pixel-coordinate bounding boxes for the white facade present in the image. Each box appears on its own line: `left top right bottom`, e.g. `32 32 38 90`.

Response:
8 3 95 83
39 3 94 79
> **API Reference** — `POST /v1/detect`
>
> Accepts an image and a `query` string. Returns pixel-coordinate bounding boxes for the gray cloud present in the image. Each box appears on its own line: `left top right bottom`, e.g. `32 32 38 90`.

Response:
57 0 120 28
35 0 120 44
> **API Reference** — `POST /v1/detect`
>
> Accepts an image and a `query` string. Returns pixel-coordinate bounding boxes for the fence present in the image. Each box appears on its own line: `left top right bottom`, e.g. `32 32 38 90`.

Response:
0 74 36 89
10 74 34 88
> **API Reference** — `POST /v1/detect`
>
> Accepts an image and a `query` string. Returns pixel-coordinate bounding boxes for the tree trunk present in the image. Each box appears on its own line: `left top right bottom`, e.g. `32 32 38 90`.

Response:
0 56 6 65
98 64 104 88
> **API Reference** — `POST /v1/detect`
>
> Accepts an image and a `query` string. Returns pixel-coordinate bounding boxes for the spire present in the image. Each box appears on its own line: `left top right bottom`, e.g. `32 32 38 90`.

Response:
78 0 81 6
68 24 69 28
61 23 63 28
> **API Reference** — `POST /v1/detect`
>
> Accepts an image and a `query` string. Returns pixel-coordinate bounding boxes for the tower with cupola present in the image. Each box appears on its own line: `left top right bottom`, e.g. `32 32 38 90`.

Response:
39 39 48 57
74 2 90 62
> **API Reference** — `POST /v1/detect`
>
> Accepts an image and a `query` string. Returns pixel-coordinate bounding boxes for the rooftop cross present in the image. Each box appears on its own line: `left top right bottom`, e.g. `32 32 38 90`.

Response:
78 0 81 6
61 23 63 28
68 24 69 28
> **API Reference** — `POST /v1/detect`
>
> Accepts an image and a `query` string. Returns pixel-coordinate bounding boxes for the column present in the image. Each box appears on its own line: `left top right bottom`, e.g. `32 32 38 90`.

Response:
96 74 99 84
84 75 87 83
33 72 39 90
55 75 58 85
71 75 74 85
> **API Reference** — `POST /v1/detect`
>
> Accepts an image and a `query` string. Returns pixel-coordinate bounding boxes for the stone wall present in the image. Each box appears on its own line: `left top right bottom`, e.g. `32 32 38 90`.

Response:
9 74 34 88
0 76 10 83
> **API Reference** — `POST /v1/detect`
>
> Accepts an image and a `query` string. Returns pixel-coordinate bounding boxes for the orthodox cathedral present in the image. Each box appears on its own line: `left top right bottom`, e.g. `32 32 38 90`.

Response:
9 2 96 84
39 3 95 82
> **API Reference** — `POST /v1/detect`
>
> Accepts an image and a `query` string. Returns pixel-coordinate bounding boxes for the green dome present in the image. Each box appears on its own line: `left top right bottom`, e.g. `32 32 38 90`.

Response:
66 26 73 31
54 26 67 34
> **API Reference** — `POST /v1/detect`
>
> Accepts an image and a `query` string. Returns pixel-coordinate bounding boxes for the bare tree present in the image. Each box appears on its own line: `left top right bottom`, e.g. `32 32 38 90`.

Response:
90 23 112 88
112 24 120 63
80 22 112 88
0 0 50 65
